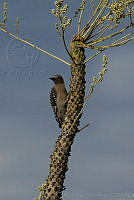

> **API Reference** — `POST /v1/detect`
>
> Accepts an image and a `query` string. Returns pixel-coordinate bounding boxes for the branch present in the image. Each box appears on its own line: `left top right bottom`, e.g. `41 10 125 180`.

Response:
76 23 134 51
77 0 86 34
89 22 112 40
76 0 103 38
87 23 134 46
0 27 71 66
112 32 134 43
55 12 76 64
95 22 113 39
60 26 76 64
82 3 109 41
93 35 134 49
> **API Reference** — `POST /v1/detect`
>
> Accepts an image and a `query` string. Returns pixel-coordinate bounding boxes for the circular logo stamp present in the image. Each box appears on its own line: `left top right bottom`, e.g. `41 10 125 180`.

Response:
7 38 40 68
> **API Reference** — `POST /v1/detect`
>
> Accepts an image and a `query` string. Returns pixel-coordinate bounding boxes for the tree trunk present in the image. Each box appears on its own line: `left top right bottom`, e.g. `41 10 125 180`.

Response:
42 38 86 200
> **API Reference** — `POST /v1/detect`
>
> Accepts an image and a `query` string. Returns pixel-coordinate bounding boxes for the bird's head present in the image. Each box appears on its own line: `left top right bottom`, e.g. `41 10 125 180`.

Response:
49 74 64 84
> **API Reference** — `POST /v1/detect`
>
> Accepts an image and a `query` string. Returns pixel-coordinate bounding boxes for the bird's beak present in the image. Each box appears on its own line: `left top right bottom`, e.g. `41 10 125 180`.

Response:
49 77 55 81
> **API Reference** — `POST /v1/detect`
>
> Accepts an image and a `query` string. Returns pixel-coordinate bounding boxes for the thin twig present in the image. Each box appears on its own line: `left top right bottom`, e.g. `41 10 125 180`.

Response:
77 123 90 133
90 0 95 13
84 49 104 64
84 35 134 50
0 27 71 66
89 22 112 40
112 31 134 44
93 35 134 49
97 22 112 39
62 32 76 64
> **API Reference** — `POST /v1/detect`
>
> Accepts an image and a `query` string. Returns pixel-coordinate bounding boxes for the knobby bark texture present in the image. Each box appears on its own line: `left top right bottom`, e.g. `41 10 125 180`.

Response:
42 37 86 200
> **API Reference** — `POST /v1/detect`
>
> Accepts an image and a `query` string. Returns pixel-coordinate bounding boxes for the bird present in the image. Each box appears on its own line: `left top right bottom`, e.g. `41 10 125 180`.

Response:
49 74 68 128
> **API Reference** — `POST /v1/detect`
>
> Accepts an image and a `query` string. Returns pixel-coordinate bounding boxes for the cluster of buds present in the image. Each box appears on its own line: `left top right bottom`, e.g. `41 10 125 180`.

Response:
109 0 132 23
110 2 125 23
51 4 69 17
90 55 108 94
3 2 7 24
78 0 86 10
34 184 47 200
62 17 72 30
51 0 72 32
131 7 134 13
54 0 64 8
69 0 86 20
100 0 109 7
0 2 8 26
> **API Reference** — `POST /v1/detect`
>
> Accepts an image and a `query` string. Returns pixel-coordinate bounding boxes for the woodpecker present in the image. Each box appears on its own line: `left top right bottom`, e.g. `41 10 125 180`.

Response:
49 74 68 128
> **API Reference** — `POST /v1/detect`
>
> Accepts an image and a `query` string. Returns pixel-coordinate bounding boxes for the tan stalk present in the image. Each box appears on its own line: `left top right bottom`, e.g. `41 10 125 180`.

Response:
0 28 71 66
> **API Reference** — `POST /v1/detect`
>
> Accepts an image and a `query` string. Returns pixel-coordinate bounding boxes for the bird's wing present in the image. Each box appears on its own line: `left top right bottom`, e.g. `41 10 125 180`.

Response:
50 87 57 115
50 87 67 128
50 87 62 127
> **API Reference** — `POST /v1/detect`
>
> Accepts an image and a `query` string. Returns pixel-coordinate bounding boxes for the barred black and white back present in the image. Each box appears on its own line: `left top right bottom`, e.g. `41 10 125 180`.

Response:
50 87 62 127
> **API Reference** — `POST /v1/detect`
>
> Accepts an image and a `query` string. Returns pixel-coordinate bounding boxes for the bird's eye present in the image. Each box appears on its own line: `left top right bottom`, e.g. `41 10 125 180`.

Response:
56 77 60 81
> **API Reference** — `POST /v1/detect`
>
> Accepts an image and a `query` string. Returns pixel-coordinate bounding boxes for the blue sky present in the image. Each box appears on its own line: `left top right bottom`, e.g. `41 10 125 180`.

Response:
0 1 134 200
